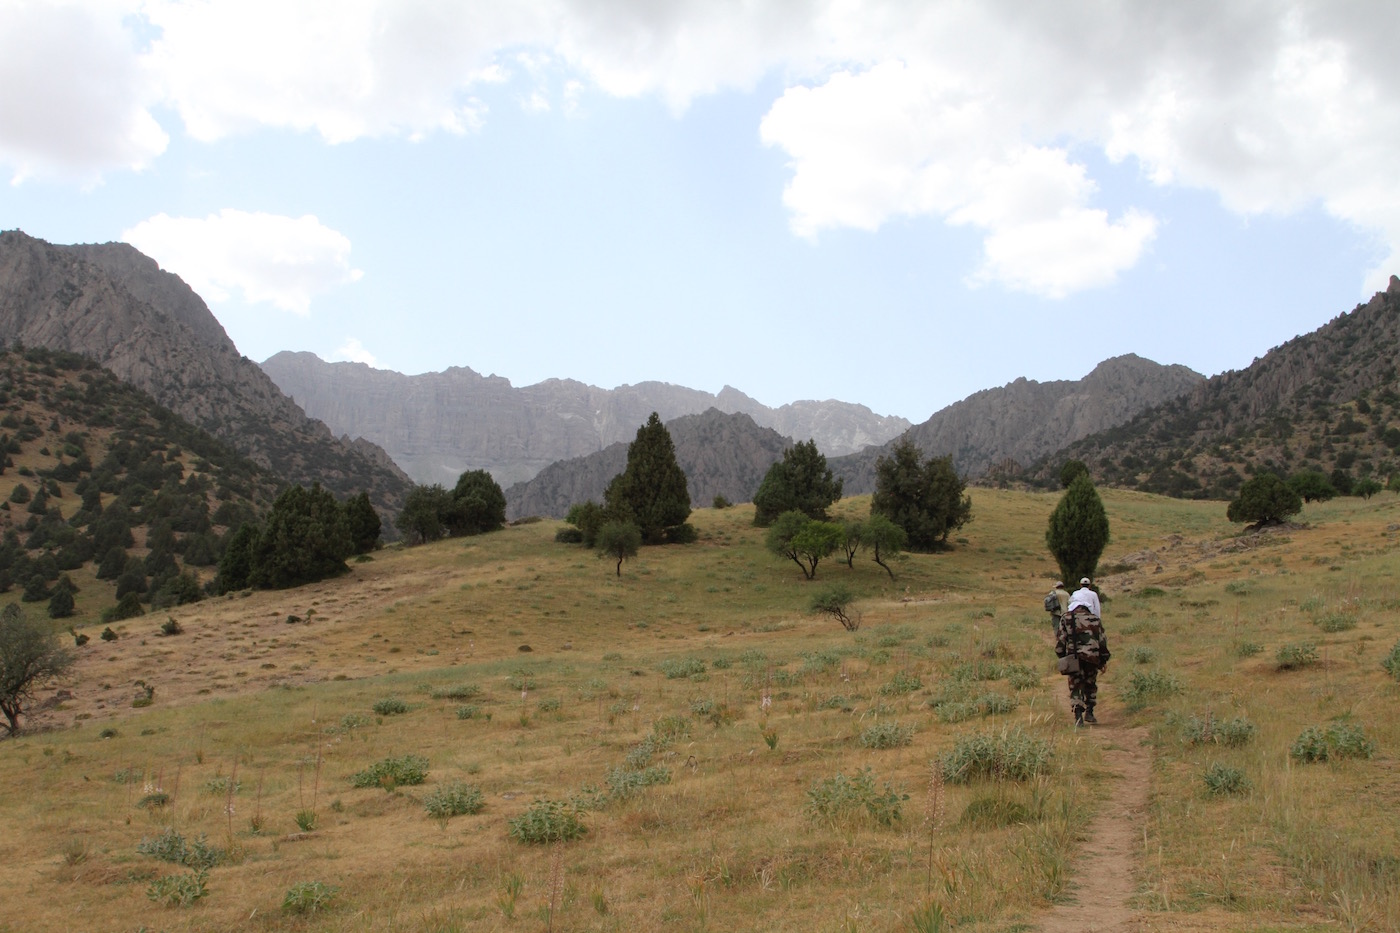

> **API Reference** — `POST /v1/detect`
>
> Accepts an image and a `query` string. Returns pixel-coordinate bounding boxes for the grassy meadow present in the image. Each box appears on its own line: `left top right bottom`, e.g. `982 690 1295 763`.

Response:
1 488 1398 931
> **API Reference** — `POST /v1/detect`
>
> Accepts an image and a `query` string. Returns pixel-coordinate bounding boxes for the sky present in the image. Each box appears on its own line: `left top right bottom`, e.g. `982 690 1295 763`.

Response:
1 1 1396 424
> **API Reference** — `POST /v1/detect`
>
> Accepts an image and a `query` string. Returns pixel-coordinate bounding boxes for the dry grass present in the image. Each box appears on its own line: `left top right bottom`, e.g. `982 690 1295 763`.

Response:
0 488 1397 931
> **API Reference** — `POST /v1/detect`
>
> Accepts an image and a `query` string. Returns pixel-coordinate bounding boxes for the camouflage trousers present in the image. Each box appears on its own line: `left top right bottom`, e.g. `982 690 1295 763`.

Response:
1066 666 1098 713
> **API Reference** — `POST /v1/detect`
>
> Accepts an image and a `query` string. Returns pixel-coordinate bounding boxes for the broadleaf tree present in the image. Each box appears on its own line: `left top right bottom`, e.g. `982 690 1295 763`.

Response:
0 604 74 735
596 521 642 576
1226 472 1302 526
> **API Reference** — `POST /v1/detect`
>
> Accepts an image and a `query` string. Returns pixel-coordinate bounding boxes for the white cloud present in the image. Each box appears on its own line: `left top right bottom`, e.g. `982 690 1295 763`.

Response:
0 0 167 182
333 338 377 366
121 210 364 313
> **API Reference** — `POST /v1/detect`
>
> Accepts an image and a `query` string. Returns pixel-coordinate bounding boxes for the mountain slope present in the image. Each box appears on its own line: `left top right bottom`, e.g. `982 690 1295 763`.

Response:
830 354 1205 492
261 352 909 487
1029 278 1400 497
504 409 791 519
0 231 410 516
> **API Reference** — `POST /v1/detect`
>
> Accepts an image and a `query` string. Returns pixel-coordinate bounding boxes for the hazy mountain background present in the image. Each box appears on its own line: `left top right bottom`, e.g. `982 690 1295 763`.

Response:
261 351 911 488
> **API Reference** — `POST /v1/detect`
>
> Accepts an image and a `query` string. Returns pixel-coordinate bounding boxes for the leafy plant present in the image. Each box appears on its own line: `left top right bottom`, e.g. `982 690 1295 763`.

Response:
1290 723 1377 763
430 683 481 700
1275 642 1318 671
1181 714 1256 747
1380 640 1400 681
859 721 914 749
423 781 485 820
879 670 923 696
1314 611 1357 633
658 657 706 679
282 880 338 915
372 697 409 715
940 728 1052 784
605 766 671 799
508 799 586 844
294 809 317 831
805 767 906 827
1122 669 1181 710
350 754 429 790
146 869 209 908
1202 763 1251 796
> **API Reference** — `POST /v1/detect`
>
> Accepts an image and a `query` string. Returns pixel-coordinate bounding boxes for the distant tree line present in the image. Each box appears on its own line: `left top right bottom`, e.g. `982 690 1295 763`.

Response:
215 486 381 593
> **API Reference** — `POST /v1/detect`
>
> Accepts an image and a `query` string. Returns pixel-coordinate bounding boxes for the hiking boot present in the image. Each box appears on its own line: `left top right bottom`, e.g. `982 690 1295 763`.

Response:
1082 711 1098 724
1073 707 1085 726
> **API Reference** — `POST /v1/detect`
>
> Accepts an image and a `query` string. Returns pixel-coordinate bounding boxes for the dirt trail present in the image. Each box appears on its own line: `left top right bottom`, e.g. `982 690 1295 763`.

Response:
1036 672 1153 933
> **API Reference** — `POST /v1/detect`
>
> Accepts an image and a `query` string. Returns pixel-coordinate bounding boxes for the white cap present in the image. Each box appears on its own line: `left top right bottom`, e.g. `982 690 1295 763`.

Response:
1080 577 1091 585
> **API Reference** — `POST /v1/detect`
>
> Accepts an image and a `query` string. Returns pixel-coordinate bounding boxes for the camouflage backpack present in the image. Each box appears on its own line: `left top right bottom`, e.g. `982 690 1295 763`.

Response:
1057 610 1109 669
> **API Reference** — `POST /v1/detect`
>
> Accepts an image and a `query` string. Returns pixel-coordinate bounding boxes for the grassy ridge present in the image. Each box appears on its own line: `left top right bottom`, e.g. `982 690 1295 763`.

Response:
0 489 1396 930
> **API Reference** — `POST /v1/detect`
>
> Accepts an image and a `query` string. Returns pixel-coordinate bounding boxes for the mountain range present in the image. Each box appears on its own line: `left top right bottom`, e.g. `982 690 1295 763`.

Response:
260 351 911 488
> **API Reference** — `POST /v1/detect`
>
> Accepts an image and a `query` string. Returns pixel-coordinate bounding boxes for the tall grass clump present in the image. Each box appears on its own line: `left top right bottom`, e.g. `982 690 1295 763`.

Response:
1201 763 1251 796
351 755 429 790
941 728 1052 784
859 721 914 749
282 880 338 915
1314 612 1357 633
658 657 706 679
879 671 922 696
430 683 482 700
147 870 209 908
1122 669 1181 711
805 767 907 827
372 697 410 716
1290 723 1377 763
1381 640 1400 681
508 800 586 844
1180 713 1256 747
1275 642 1318 671
422 781 485 820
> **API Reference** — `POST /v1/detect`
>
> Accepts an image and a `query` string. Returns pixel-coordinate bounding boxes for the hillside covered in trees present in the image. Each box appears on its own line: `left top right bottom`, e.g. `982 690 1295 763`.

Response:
1027 278 1400 498
0 346 282 619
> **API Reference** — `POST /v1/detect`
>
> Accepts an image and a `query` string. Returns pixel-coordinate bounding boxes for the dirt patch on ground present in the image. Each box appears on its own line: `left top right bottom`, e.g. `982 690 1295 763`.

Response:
1038 664 1152 933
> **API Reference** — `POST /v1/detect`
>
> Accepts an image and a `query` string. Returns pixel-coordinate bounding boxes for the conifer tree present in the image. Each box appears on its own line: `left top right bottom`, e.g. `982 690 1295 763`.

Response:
871 440 972 550
248 483 352 589
752 439 843 526
344 492 382 554
1045 474 1111 583
604 413 691 544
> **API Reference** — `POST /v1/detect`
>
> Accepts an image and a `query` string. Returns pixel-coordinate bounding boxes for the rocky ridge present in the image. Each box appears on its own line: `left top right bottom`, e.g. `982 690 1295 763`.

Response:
0 230 411 516
260 352 910 488
830 354 1206 493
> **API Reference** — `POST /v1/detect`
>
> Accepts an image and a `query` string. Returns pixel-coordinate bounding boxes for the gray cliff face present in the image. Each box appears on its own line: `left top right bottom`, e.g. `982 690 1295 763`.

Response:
0 230 411 514
832 354 1205 492
504 409 792 519
261 353 911 487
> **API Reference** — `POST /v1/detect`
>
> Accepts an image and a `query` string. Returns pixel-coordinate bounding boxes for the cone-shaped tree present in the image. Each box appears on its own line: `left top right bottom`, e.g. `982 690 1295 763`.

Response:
604 413 691 545
752 439 844 526
344 491 382 554
1046 474 1111 584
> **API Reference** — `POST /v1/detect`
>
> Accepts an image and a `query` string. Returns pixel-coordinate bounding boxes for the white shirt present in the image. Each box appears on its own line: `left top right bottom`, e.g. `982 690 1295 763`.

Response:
1068 586 1101 617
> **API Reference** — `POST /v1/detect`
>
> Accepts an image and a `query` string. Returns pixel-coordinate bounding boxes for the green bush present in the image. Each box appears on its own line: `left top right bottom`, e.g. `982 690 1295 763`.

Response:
147 870 209 908
1122 669 1181 711
351 754 429 790
430 683 481 700
1181 715 1256 748
879 671 922 696
282 880 338 915
1275 642 1318 671
1233 641 1263 658
372 697 409 716
1201 763 1251 797
940 728 1052 784
658 657 706 679
859 721 914 749
554 527 584 544
422 781 485 820
508 799 586 844
1314 612 1357 633
805 767 906 827
136 829 224 870
605 766 671 799
455 704 482 720
1129 646 1157 664
932 692 1018 723
1290 723 1377 763
1380 641 1400 681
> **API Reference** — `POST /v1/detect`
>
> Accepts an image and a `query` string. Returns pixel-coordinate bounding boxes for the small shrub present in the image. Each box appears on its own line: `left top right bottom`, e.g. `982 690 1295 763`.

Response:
1005 665 1040 690
805 767 907 827
1233 641 1263 658
605 766 671 799
817 694 855 713
431 683 481 700
941 728 1052 784
423 781 485 820
1181 714 1256 747
455 704 482 720
136 791 170 809
554 527 584 544
372 697 409 716
351 754 429 790
1275 642 1319 671
879 671 923 696
147 870 209 908
159 617 183 636
536 697 561 713
659 657 706 679
959 796 1031 829
1383 640 1400 681
1315 612 1357 633
338 713 372 731
508 799 586 844
282 880 338 915
1122 669 1181 711
1128 645 1157 665
1290 723 1377 763
859 721 914 749
1201 763 1251 796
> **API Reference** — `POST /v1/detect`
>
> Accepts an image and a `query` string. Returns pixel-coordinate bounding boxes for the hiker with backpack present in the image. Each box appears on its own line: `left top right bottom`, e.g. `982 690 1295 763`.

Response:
1043 580 1068 627
1054 577 1110 725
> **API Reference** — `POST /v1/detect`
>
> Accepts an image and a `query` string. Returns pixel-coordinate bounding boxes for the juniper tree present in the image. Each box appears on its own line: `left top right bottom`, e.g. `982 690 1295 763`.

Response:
1046 474 1111 583
1226 472 1302 527
752 439 843 527
871 440 971 551
604 413 691 545
248 483 352 589
447 470 507 536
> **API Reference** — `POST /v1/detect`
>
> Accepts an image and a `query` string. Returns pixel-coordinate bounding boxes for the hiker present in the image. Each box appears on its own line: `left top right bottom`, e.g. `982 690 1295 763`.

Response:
1055 578 1109 725
1044 580 1069 627
1068 576 1101 617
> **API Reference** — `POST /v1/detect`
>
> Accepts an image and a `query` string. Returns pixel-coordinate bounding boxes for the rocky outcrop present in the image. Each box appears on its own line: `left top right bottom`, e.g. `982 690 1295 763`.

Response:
831 355 1205 492
505 409 791 519
0 230 411 515
261 352 910 487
